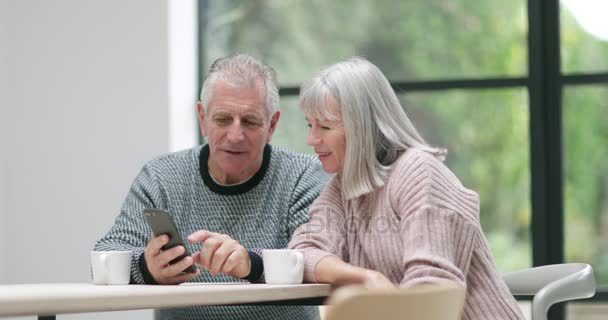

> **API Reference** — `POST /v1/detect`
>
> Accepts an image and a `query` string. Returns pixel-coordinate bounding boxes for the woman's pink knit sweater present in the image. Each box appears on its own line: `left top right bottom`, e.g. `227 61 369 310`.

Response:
289 148 524 319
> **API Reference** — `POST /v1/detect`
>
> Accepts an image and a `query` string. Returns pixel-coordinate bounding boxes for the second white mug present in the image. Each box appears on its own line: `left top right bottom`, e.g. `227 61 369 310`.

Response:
262 249 304 284
91 250 133 285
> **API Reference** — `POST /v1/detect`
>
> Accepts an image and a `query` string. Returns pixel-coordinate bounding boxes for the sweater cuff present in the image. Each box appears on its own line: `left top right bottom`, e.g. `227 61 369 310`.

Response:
303 248 337 283
138 252 158 284
242 250 264 283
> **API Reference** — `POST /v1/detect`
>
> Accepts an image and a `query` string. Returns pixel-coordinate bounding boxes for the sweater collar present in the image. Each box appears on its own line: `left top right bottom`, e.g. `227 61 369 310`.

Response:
199 144 272 195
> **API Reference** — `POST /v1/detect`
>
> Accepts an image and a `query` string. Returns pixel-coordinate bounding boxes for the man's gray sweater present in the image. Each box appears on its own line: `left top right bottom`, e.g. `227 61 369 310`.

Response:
95 144 330 320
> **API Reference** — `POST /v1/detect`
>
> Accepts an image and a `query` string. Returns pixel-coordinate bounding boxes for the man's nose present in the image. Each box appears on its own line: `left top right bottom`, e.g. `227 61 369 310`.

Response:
227 123 245 143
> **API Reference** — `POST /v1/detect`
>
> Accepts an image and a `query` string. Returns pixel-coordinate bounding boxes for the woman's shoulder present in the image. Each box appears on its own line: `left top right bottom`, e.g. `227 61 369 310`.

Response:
388 148 479 220
391 148 450 179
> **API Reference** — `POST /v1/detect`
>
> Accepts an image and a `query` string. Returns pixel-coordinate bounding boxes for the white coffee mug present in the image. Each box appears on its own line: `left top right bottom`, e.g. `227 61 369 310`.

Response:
262 249 304 284
91 251 133 285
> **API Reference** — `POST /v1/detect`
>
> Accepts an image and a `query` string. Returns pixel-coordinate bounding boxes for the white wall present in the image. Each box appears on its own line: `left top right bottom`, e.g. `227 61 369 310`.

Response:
0 0 197 319
0 0 13 282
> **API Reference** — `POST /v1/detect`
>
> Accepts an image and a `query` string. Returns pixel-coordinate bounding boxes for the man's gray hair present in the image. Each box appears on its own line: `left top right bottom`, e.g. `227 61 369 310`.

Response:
299 57 446 199
200 54 279 121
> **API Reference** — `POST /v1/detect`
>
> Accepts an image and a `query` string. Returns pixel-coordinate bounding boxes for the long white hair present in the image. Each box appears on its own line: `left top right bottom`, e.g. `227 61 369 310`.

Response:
300 57 446 199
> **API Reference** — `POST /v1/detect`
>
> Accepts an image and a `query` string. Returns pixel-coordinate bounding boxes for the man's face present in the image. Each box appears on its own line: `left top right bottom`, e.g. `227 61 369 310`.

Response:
198 79 279 185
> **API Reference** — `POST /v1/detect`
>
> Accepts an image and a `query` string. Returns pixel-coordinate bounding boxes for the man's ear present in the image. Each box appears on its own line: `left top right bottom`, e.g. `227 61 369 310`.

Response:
197 101 207 136
266 111 281 142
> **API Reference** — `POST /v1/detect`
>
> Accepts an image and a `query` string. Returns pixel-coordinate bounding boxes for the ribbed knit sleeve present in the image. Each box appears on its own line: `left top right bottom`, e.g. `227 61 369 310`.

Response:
388 149 480 288
288 176 347 282
387 150 524 319
397 205 477 287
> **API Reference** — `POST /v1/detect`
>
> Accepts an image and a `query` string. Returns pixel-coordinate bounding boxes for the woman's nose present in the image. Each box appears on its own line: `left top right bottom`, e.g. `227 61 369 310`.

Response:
306 130 320 147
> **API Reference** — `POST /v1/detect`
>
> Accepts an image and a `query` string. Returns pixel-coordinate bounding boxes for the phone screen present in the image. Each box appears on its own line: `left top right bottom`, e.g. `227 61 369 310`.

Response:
143 208 197 273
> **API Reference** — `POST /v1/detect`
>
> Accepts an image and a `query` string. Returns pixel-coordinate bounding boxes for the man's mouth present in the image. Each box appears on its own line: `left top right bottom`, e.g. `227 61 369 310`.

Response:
223 149 246 155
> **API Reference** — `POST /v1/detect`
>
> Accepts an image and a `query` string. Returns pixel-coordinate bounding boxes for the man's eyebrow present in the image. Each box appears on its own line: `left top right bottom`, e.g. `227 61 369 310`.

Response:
242 113 265 121
212 111 232 118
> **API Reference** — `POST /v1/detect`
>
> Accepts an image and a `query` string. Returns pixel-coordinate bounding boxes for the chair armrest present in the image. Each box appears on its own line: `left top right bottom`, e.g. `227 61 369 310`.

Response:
502 263 596 320
502 263 594 295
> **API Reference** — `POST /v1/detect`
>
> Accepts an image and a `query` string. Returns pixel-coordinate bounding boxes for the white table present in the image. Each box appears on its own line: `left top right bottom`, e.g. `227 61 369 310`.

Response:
0 282 332 319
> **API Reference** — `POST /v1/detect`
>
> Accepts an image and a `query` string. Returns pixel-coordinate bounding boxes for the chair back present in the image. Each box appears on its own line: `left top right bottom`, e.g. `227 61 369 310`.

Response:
502 263 596 320
325 282 465 320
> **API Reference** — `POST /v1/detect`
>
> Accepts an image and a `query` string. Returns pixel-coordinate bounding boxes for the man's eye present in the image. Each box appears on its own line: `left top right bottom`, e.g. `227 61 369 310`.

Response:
215 118 231 125
243 119 262 127
320 126 331 130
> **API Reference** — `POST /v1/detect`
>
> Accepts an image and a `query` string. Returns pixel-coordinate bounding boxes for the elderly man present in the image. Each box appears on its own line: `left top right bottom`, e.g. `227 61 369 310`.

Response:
95 54 329 320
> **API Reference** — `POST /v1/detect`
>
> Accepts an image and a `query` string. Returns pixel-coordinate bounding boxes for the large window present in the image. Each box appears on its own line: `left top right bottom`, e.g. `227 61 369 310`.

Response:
201 0 608 318
202 0 532 273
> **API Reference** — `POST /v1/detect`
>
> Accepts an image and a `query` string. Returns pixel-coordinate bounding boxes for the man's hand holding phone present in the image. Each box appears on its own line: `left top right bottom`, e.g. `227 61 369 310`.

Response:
188 230 251 279
144 233 200 285
143 209 252 282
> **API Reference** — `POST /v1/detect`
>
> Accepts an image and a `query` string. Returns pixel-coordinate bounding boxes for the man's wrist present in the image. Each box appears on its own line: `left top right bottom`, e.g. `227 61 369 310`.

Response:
138 252 158 285
241 251 264 282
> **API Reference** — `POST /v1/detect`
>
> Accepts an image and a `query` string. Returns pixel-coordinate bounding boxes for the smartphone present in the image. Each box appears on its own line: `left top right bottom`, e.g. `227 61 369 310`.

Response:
143 208 197 273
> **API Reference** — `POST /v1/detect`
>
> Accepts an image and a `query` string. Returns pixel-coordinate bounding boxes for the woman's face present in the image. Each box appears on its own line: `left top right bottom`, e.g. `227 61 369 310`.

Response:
305 96 347 174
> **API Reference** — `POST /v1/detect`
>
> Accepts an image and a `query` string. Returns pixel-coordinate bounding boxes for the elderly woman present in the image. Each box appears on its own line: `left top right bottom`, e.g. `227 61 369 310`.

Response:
288 57 524 319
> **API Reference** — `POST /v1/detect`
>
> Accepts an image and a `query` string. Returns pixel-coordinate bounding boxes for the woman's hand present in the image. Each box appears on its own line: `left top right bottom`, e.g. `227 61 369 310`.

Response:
314 256 395 288
362 269 395 288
